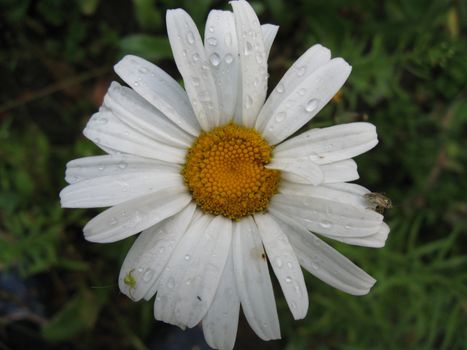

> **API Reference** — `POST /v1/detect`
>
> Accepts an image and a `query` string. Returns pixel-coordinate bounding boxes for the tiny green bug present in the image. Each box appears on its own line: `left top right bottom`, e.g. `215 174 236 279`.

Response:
123 269 136 299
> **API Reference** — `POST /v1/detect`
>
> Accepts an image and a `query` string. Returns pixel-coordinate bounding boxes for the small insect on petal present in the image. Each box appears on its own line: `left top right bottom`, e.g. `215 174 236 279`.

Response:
123 269 137 299
364 192 392 214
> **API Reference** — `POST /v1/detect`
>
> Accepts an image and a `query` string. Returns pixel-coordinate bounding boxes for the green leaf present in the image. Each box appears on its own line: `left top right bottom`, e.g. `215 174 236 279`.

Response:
132 0 162 31
120 34 172 61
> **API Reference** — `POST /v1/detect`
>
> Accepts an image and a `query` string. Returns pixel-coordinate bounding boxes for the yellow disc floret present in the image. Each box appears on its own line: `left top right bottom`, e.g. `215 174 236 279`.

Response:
182 124 280 219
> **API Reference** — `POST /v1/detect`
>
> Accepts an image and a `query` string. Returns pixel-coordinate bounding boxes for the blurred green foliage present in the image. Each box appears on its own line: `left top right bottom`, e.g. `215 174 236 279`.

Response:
0 0 466 349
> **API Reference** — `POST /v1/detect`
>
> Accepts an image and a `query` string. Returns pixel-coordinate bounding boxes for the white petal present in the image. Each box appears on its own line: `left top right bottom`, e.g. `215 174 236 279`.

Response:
118 203 197 301
271 213 376 295
232 217 280 341
259 58 352 145
279 182 370 209
166 9 220 130
255 44 331 133
255 213 308 320
65 154 180 184
267 156 323 185
334 222 390 248
83 109 186 163
274 122 378 164
104 81 193 148
321 160 359 183
270 193 383 238
231 0 268 128
261 24 279 58
60 170 183 208
83 188 191 243
203 248 240 350
204 10 239 125
114 55 200 136
154 215 232 328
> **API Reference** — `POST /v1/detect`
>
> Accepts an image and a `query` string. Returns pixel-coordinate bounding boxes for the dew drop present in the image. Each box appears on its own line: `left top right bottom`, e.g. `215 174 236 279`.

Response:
98 165 105 171
224 33 232 46
305 99 320 112
186 31 195 44
192 77 200 86
274 111 286 122
118 161 127 169
245 95 253 109
138 67 148 74
184 254 191 261
275 257 283 268
276 83 285 93
298 88 306 96
224 53 234 64
285 276 292 283
296 66 306 76
244 41 253 55
192 53 200 62
185 278 192 286
206 37 218 46
159 247 166 254
320 220 332 229
143 269 154 282
108 217 118 225
209 53 221 66
287 262 293 269
291 301 297 309
208 26 214 33
311 262 319 270
255 52 264 64
133 81 139 87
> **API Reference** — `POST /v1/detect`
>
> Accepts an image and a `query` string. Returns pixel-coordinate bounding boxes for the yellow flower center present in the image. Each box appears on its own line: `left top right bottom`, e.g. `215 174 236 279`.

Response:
182 124 280 219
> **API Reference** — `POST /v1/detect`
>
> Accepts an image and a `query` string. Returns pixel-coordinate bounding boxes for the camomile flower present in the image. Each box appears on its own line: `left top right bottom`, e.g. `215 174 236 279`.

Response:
60 1 389 349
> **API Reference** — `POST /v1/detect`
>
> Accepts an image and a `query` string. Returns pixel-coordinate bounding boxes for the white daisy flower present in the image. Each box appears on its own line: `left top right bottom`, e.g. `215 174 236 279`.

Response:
60 1 390 349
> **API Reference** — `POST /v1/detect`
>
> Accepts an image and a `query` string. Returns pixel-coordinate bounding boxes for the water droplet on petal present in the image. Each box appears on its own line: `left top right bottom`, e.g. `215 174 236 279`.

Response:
245 95 253 109
186 31 195 44
296 66 306 76
159 246 165 254
298 88 306 96
224 53 234 64
209 53 221 66
118 161 127 169
244 41 253 55
192 77 200 86
305 99 320 112
275 257 283 268
311 262 319 270
206 37 218 46
108 217 118 225
320 220 332 229
143 269 154 282
184 254 191 261
208 26 214 33
138 67 148 74
255 52 264 64
287 262 293 269
285 276 292 283
276 83 285 93
275 111 286 122
98 165 105 171
291 301 297 309
192 53 200 62
224 33 232 46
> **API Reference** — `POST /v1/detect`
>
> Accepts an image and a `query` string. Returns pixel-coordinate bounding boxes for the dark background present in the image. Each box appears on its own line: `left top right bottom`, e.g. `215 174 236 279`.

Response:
1 0 466 349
